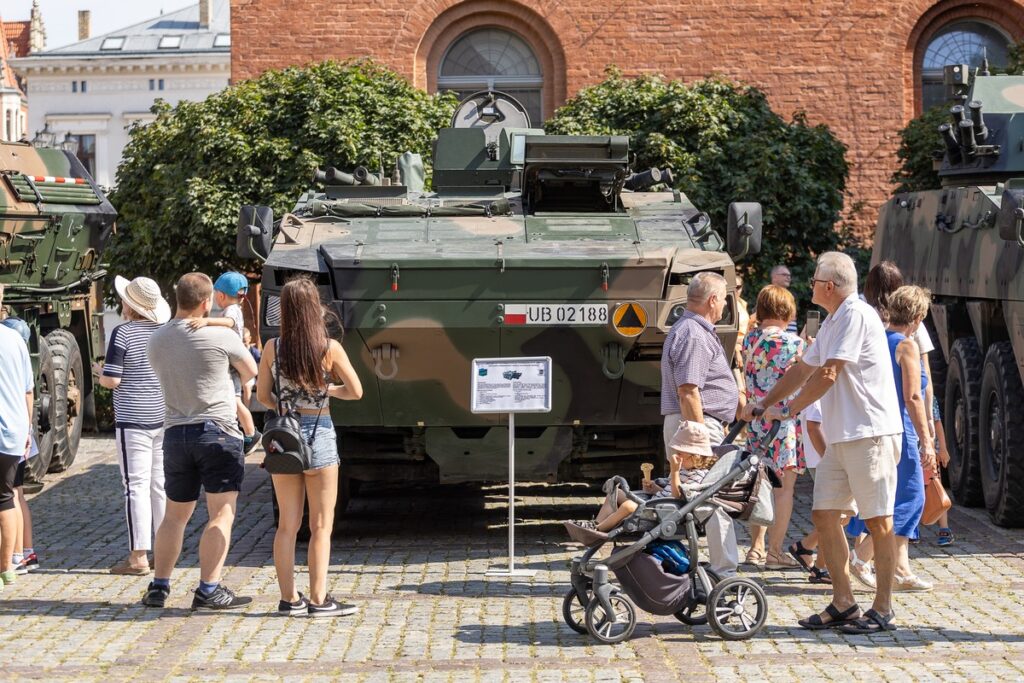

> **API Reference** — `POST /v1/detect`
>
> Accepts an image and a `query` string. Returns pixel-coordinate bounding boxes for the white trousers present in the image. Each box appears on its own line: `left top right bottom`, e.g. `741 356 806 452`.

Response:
662 413 739 577
115 427 166 552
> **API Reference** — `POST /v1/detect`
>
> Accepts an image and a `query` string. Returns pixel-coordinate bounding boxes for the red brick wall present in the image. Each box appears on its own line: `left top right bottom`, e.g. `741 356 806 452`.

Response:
230 0 1024 241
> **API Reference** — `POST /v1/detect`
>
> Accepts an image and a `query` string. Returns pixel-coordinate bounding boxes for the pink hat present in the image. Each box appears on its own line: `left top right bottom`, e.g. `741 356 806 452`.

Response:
669 420 714 457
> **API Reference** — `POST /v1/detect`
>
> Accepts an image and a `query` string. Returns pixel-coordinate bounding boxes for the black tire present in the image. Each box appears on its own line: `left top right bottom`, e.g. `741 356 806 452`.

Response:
674 567 721 626
562 586 591 634
978 342 1024 527
585 592 637 644
46 329 84 472
706 577 768 641
945 338 984 507
26 337 56 485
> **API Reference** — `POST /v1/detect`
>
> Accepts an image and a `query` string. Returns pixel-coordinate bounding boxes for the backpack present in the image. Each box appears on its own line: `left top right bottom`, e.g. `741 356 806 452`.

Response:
261 339 326 474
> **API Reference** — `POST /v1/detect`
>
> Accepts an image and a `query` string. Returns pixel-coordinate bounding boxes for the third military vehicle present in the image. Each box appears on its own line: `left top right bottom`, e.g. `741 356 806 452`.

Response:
238 92 761 514
874 64 1024 527
1 139 116 485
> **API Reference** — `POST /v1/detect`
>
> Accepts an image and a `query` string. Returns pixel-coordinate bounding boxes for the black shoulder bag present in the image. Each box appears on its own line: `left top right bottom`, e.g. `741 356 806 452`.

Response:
261 339 327 474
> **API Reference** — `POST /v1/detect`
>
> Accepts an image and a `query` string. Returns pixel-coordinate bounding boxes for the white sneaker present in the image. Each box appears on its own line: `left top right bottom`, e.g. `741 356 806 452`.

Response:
893 574 933 592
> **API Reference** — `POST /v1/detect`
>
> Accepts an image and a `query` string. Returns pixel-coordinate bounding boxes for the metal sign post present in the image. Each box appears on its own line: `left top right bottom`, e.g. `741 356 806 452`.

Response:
471 356 552 578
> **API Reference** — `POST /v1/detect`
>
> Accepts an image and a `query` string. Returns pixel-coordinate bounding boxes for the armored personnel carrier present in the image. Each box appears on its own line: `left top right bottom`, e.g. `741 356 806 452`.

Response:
239 92 761 514
0 140 116 485
874 64 1024 527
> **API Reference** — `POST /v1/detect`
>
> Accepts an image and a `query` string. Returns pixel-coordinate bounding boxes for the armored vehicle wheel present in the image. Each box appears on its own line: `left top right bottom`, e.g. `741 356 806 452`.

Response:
26 337 56 486
46 330 84 473
674 568 721 625
562 585 592 634
706 576 767 641
946 338 984 507
978 342 1024 527
585 592 637 644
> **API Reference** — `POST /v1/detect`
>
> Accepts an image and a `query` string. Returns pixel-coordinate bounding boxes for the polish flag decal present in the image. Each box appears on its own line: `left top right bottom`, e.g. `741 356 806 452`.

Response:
504 304 527 325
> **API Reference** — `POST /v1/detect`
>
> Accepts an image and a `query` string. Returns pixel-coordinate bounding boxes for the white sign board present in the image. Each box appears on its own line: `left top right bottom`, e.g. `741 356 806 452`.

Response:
470 357 552 414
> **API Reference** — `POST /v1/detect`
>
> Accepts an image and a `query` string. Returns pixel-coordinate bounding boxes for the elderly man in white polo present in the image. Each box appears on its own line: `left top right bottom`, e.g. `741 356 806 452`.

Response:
743 252 903 634
661 271 740 577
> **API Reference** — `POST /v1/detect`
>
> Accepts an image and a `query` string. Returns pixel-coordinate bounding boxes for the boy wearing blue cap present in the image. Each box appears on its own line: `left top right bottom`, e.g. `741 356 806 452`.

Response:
187 272 261 455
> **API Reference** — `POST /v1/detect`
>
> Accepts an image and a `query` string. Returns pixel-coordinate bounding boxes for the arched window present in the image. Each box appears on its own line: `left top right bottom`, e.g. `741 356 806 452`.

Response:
921 20 1011 110
438 28 543 125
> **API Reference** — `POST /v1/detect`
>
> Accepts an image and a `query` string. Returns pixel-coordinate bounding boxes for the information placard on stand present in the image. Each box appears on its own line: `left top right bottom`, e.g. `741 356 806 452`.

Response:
471 357 552 577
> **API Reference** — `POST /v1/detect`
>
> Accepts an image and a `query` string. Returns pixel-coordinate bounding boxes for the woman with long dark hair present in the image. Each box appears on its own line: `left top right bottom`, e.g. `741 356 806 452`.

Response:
257 277 363 617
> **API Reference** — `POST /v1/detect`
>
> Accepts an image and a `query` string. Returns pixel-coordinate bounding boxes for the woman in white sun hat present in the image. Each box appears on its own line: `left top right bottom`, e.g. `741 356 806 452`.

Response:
94 276 171 575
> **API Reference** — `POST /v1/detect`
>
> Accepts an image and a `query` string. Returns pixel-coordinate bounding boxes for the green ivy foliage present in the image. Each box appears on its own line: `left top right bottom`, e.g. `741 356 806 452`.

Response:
889 105 947 194
107 60 457 295
544 69 850 294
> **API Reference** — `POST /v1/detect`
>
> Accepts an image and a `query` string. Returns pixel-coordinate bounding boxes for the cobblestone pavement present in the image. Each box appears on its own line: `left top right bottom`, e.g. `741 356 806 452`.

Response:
1 435 1023 682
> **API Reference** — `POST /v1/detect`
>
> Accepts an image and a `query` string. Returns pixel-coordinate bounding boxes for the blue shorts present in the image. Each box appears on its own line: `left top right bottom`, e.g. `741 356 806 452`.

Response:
163 421 244 502
300 414 338 471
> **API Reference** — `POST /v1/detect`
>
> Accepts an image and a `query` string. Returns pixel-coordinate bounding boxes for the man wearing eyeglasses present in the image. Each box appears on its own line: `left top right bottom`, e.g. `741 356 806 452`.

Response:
742 252 903 635
770 265 799 334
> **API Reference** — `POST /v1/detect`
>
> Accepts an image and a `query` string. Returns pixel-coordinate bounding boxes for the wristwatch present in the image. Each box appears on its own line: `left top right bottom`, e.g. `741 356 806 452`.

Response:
779 405 791 419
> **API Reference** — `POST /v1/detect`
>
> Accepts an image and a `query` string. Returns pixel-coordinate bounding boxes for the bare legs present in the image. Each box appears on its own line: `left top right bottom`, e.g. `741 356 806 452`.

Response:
812 509 856 612
766 469 798 558
273 466 339 605
153 491 237 582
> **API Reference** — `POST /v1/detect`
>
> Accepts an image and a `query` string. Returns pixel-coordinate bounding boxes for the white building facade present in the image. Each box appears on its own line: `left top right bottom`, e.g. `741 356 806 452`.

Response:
11 0 229 189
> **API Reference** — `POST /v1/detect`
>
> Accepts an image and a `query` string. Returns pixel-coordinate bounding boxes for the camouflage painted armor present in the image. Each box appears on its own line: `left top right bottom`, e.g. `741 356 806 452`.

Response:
239 92 761 515
0 140 116 485
874 65 1024 527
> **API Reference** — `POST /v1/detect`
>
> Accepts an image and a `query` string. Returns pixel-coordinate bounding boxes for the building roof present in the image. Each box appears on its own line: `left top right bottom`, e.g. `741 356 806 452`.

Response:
36 0 229 58
3 21 30 57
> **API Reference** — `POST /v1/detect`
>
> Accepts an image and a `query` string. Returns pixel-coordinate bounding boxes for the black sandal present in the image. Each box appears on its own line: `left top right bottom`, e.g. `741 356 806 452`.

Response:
839 608 897 634
808 567 832 584
798 603 861 630
788 540 816 572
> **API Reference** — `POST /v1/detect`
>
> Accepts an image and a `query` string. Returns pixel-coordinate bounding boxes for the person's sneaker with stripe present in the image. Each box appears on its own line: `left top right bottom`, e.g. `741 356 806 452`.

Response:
278 593 309 616
307 595 358 618
191 584 252 611
141 582 170 608
244 429 263 456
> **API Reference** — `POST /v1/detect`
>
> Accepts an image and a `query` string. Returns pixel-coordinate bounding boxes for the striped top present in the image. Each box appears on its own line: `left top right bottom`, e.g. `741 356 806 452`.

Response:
103 321 165 429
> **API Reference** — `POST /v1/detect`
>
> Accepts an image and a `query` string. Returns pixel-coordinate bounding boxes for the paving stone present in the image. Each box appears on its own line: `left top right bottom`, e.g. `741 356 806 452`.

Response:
1 435 1022 681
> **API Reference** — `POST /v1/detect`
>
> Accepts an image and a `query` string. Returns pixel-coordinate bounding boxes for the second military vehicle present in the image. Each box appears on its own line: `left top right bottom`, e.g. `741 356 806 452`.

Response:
1 139 117 485
239 92 761 515
874 64 1024 527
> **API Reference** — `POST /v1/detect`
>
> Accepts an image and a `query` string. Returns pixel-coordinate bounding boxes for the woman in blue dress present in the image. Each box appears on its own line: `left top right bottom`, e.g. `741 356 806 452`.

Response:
845 285 937 591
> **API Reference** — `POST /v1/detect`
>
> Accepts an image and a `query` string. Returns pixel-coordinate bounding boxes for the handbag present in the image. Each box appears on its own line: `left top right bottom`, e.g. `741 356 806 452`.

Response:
921 465 952 525
261 339 327 474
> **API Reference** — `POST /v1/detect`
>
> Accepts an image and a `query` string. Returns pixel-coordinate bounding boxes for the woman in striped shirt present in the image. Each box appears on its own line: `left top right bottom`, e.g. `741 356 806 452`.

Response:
96 276 170 575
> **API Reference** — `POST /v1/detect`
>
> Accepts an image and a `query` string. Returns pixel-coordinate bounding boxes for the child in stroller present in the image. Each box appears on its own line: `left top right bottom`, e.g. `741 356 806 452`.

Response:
562 420 779 643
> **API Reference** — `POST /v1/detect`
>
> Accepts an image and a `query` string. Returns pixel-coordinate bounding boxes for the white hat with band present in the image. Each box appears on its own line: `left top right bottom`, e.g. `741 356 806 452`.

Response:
114 275 171 324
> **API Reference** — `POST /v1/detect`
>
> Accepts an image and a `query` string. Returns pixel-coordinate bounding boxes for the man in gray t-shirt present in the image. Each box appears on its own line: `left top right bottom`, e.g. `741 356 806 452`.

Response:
142 273 257 611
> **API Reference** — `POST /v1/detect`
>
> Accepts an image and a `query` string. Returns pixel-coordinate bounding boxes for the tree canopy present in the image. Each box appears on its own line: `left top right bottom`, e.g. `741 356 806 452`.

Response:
107 60 457 295
545 70 851 294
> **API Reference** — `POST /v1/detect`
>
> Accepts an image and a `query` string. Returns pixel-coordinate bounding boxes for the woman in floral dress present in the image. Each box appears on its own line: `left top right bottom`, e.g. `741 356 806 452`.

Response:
742 285 806 569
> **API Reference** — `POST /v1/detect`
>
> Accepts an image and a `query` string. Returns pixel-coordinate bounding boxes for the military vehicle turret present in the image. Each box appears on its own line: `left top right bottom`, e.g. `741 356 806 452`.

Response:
874 64 1024 527
239 91 762 515
0 140 117 485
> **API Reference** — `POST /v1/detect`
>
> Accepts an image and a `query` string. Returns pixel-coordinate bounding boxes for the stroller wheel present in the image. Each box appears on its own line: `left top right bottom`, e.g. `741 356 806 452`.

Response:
707 577 768 641
561 587 591 634
674 569 721 626
585 592 637 644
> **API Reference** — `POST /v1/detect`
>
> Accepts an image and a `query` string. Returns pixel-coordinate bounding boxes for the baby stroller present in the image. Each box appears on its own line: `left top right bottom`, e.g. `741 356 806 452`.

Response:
562 420 780 643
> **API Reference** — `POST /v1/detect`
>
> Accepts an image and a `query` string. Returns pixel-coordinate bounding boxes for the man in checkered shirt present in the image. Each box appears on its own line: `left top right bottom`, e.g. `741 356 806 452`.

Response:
660 271 740 576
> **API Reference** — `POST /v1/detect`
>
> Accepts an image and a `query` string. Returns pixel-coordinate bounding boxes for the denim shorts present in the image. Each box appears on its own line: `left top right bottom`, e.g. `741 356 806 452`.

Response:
300 414 339 471
163 421 244 502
